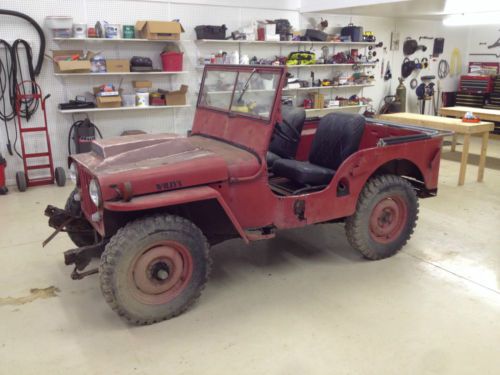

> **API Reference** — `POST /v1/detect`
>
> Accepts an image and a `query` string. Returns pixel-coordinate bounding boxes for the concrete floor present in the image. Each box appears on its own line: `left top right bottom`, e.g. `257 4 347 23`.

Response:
1 136 499 375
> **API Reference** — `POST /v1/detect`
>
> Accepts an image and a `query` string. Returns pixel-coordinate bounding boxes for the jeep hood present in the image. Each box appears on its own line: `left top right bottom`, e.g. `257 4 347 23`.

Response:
71 133 260 198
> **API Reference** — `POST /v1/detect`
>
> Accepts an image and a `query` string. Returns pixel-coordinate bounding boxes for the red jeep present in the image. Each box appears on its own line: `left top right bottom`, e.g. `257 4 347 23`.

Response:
45 64 446 325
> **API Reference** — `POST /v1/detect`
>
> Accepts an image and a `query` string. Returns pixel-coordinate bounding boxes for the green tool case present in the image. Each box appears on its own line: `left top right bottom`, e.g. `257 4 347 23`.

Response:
286 51 316 65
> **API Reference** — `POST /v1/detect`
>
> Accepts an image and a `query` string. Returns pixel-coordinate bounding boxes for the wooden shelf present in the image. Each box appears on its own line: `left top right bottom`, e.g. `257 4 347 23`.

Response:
54 71 189 77
304 104 367 117
58 104 190 114
53 37 189 43
195 39 377 47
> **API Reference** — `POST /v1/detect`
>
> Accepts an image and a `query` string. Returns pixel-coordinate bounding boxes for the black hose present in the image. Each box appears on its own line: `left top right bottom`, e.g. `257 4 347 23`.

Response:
12 39 39 121
0 40 14 122
0 9 45 75
0 39 14 154
0 10 45 156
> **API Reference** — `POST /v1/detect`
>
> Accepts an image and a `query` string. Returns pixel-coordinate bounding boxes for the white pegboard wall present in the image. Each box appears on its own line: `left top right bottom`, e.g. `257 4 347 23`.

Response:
1 0 472 186
0 0 301 185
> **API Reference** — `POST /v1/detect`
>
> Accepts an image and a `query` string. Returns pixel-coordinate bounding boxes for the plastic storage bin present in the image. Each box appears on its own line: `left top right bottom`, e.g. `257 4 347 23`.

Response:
122 94 136 107
161 51 183 72
45 16 73 38
194 25 227 40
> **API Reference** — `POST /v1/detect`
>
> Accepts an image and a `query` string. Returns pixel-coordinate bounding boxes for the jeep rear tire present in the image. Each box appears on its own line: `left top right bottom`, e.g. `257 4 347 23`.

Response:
99 214 211 325
345 174 418 260
65 189 96 247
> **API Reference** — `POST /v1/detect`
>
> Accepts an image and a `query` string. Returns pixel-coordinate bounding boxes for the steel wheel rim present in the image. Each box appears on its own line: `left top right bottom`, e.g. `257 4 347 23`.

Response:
128 241 193 305
369 195 408 244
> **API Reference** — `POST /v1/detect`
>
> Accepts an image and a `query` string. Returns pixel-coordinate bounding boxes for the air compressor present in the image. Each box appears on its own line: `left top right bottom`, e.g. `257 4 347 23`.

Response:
68 119 102 154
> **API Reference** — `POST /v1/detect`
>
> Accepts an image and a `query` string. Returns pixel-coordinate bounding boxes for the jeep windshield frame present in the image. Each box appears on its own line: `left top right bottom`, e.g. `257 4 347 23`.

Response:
192 64 287 157
197 65 283 123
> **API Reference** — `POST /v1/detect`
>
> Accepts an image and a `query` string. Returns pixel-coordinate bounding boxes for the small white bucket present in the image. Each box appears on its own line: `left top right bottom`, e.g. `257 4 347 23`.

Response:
73 24 87 39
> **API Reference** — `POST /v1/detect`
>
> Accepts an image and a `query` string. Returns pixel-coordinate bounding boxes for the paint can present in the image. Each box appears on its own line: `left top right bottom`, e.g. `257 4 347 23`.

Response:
123 25 135 39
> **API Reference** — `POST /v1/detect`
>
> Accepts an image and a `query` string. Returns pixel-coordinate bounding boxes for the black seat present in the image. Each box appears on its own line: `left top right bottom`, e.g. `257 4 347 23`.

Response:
272 112 366 186
266 106 306 167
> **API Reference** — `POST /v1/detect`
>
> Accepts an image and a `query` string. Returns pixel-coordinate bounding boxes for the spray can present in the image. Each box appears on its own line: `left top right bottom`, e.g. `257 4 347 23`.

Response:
396 77 407 112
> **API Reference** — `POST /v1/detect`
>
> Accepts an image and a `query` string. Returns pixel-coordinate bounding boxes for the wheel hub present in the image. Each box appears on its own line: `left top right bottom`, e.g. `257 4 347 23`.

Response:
129 242 193 305
369 196 407 243
151 262 170 281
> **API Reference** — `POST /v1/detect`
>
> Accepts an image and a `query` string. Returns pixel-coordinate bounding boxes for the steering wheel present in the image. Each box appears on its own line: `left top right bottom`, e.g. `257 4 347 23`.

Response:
274 118 300 143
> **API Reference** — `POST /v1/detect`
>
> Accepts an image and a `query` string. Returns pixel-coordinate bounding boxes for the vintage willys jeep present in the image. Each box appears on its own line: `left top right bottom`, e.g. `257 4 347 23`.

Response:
45 64 446 325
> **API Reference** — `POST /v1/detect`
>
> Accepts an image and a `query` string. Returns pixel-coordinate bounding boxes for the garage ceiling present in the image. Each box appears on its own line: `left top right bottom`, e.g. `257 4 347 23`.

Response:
306 0 448 20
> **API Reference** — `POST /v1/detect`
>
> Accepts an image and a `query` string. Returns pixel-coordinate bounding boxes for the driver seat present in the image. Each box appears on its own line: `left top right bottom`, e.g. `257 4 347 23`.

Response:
272 112 366 186
266 106 306 168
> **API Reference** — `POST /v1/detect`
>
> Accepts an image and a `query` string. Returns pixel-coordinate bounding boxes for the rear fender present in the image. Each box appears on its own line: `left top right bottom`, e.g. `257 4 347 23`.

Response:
103 186 249 243
320 141 439 220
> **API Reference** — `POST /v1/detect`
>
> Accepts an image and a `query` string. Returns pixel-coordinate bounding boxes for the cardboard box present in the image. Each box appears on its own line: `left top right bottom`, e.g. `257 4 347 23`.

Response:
312 93 324 109
133 80 153 89
135 20 184 40
106 59 130 73
96 96 122 108
52 50 91 73
93 87 122 108
164 85 188 106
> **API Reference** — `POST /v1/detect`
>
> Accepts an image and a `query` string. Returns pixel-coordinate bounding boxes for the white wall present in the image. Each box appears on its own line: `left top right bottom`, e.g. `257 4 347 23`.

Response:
0 0 299 185
0 0 485 186
391 18 469 113
465 25 500 64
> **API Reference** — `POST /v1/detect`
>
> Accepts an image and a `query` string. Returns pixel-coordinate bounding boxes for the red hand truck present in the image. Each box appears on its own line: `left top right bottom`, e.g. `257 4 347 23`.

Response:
15 81 66 192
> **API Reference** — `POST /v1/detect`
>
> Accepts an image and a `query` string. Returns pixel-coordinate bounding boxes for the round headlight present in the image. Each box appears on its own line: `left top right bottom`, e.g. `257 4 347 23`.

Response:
69 163 78 185
89 179 102 207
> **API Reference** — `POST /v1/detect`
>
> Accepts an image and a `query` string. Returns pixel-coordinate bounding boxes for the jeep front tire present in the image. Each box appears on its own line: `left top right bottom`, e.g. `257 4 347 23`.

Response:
99 214 211 325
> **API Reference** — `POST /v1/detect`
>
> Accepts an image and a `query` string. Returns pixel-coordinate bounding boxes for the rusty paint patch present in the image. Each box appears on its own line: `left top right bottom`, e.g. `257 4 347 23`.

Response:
0 286 60 307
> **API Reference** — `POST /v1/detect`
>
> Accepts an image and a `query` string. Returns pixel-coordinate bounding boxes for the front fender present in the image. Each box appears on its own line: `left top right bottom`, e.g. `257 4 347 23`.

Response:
103 186 249 243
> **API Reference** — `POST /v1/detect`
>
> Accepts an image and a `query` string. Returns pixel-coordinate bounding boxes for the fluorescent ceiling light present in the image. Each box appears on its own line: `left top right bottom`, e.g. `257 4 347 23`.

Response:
443 12 500 26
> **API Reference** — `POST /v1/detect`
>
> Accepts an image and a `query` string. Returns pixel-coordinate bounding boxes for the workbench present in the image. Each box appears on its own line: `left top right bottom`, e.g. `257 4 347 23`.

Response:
439 106 500 151
378 112 495 186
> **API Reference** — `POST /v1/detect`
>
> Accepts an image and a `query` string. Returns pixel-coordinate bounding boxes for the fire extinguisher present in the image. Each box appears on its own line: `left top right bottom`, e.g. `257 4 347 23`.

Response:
0 152 7 195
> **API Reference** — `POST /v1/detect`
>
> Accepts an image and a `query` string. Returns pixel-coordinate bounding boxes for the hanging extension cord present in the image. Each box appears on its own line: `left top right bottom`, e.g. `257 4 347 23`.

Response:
0 39 15 156
0 9 45 75
0 9 46 157
0 39 39 158
11 39 40 121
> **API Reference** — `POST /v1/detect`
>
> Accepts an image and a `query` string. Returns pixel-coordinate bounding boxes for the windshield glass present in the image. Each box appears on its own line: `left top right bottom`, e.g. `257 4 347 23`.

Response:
199 68 280 121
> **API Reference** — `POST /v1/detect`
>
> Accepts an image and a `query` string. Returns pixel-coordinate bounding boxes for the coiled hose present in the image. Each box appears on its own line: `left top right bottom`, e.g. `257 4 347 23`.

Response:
0 9 45 156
